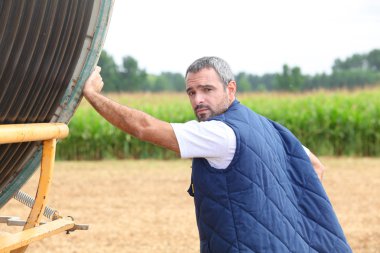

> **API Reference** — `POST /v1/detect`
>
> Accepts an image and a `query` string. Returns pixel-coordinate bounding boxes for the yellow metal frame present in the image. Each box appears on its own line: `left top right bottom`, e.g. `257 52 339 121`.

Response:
0 123 79 253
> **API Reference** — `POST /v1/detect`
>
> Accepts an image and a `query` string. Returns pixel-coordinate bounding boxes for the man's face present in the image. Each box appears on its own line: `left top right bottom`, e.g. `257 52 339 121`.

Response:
185 68 236 121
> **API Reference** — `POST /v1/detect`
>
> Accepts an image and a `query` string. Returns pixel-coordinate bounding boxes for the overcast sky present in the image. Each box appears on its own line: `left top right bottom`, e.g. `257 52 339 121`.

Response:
103 0 380 76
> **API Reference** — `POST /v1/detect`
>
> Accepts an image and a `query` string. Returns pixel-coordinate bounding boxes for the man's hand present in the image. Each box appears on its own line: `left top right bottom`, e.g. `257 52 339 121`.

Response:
83 66 104 97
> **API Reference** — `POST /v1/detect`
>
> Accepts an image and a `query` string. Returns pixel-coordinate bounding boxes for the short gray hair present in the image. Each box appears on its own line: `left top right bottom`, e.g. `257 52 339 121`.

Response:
185 56 234 86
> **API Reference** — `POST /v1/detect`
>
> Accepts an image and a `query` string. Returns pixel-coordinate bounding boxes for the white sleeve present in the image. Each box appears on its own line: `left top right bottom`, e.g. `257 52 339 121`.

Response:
171 120 236 169
302 145 311 156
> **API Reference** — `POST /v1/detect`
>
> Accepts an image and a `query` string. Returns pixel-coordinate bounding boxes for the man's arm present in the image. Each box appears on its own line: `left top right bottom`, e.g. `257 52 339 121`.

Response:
308 151 326 181
83 66 180 153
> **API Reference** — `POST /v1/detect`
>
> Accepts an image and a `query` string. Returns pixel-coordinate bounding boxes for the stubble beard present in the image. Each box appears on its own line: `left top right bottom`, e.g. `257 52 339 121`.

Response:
196 95 230 122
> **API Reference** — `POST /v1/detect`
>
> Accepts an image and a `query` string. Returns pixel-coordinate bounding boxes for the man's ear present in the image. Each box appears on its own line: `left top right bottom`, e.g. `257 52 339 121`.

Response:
227 81 237 102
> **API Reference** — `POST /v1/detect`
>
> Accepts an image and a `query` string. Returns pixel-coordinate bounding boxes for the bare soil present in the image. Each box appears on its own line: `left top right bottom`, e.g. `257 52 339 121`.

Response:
1 158 379 252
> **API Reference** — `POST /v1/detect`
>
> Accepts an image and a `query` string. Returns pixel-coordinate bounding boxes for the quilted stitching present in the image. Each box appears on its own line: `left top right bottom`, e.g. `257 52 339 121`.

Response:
191 100 352 253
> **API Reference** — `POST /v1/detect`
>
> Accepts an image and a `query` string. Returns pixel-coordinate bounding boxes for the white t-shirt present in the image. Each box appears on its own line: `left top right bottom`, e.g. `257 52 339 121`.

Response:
171 120 311 169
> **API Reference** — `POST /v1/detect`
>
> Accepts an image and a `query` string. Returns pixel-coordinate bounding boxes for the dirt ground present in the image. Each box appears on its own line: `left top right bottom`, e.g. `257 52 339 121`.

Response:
0 157 379 253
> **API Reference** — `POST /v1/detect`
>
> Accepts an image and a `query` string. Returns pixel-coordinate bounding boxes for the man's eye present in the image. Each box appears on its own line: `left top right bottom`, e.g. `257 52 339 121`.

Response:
188 91 195 96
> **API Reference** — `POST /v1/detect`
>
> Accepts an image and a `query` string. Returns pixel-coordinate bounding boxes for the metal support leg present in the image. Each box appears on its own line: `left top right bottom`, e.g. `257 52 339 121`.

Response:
10 139 56 253
0 123 87 253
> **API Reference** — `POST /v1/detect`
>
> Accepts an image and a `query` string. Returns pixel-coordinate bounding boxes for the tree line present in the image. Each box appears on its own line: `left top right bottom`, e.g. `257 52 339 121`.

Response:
98 49 380 92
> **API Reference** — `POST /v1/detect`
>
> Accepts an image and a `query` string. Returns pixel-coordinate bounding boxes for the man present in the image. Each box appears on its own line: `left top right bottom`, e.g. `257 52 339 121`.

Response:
83 56 351 252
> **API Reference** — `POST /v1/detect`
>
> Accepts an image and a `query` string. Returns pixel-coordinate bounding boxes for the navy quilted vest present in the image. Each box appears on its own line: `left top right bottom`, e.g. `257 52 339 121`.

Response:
190 100 352 253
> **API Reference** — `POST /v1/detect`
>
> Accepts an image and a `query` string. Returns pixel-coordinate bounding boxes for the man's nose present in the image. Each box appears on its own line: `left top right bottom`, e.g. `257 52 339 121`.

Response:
194 93 205 104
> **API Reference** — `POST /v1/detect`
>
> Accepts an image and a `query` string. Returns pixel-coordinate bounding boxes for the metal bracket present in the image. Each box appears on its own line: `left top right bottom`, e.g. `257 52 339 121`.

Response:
0 216 89 231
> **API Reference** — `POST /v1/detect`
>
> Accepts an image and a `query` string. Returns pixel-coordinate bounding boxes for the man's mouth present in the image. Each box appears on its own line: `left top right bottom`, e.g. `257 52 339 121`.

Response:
195 105 209 114
196 108 208 114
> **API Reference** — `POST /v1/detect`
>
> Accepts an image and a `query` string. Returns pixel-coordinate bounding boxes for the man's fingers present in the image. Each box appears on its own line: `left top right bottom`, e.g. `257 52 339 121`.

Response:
93 66 102 81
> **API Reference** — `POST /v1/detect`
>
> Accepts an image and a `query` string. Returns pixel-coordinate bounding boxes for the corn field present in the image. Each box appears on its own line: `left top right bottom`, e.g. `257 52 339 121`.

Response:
56 88 380 160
